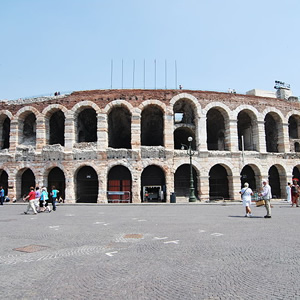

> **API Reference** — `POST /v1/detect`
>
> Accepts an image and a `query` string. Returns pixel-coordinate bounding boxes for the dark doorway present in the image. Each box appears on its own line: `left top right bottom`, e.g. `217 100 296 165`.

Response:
207 109 227 151
141 106 164 146
21 169 35 198
77 109 97 143
48 167 66 200
141 165 166 202
209 164 229 200
265 113 278 153
50 110 65 146
240 165 256 191
1 116 10 149
292 167 300 182
107 165 132 203
238 111 256 151
268 166 281 199
76 166 98 203
22 113 36 146
0 170 8 197
108 107 131 149
174 128 196 150
174 164 198 198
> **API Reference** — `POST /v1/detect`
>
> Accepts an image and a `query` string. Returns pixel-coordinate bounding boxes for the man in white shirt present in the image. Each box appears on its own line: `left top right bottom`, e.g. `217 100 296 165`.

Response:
260 179 272 218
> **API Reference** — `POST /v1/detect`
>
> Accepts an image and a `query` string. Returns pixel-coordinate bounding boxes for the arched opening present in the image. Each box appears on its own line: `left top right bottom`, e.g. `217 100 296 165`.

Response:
295 142 300 152
21 113 36 146
173 128 196 150
107 165 132 203
49 110 65 146
0 170 8 197
76 108 97 143
174 164 198 199
173 99 196 126
48 167 66 200
76 166 98 203
141 106 164 146
207 108 228 151
238 110 257 151
209 164 229 200
288 115 300 139
108 107 131 149
141 165 166 202
21 169 35 198
240 165 256 191
268 166 281 198
292 166 300 181
0 116 10 150
265 113 283 153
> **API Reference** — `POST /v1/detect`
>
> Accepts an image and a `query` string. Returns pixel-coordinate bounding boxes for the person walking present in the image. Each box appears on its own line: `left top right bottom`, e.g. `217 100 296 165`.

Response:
240 182 253 217
291 179 299 207
286 182 292 203
0 186 5 205
40 187 51 212
35 186 41 211
50 186 59 211
259 179 272 218
23 187 37 215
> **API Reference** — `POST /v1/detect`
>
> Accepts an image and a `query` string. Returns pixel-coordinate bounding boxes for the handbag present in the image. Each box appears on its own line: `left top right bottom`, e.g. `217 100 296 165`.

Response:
256 198 265 207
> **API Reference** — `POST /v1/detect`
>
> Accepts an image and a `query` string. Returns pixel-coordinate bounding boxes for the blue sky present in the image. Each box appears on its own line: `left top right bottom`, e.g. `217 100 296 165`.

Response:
1 0 299 100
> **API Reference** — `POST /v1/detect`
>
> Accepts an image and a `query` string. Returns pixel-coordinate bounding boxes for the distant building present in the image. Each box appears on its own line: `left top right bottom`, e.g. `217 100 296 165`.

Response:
0 88 299 203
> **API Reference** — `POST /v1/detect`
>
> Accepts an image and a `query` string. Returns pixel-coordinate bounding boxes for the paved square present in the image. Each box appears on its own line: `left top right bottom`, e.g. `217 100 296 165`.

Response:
0 202 299 299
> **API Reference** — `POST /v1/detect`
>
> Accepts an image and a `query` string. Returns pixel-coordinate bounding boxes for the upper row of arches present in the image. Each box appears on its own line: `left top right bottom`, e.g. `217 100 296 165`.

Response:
0 94 299 153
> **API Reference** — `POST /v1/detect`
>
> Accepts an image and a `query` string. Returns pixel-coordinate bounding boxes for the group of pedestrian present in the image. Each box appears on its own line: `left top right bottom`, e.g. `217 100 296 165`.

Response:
240 179 272 218
240 178 300 219
286 180 300 207
23 186 60 215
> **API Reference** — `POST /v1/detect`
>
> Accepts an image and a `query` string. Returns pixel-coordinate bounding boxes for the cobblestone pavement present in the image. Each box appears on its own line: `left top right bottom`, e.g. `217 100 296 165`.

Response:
0 201 299 300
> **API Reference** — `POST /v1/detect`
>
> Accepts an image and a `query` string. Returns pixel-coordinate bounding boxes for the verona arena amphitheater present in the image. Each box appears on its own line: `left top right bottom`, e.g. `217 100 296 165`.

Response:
0 88 299 203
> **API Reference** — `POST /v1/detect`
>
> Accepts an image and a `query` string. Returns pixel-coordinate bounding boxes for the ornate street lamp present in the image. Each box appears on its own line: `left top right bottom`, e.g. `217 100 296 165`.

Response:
181 136 197 202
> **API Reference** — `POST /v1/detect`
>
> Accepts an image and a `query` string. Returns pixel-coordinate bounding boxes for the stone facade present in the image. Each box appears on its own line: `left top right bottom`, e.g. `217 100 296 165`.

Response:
0 89 299 203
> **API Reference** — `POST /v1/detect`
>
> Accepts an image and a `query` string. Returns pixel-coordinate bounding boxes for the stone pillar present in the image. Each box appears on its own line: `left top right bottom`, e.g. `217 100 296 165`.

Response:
199 175 209 201
64 115 75 152
98 169 107 203
131 168 141 203
228 119 238 152
281 122 290 153
165 169 174 203
198 116 207 151
164 110 174 150
36 116 46 152
131 109 141 150
65 173 76 203
9 119 18 152
7 177 16 202
257 120 267 153
231 175 241 201
97 113 107 151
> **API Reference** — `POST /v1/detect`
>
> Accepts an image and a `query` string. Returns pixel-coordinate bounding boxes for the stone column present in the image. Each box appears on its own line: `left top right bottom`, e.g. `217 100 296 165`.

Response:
36 116 46 152
199 175 209 201
98 169 107 203
64 114 75 152
198 116 207 151
97 113 107 150
281 122 290 153
165 169 174 203
164 110 174 150
257 120 267 153
131 168 141 203
231 175 241 201
131 109 141 150
7 177 16 202
9 119 18 152
228 119 238 152
65 173 76 203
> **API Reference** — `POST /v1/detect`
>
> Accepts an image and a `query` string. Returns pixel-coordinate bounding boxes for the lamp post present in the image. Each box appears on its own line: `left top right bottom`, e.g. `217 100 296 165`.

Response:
182 136 197 202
